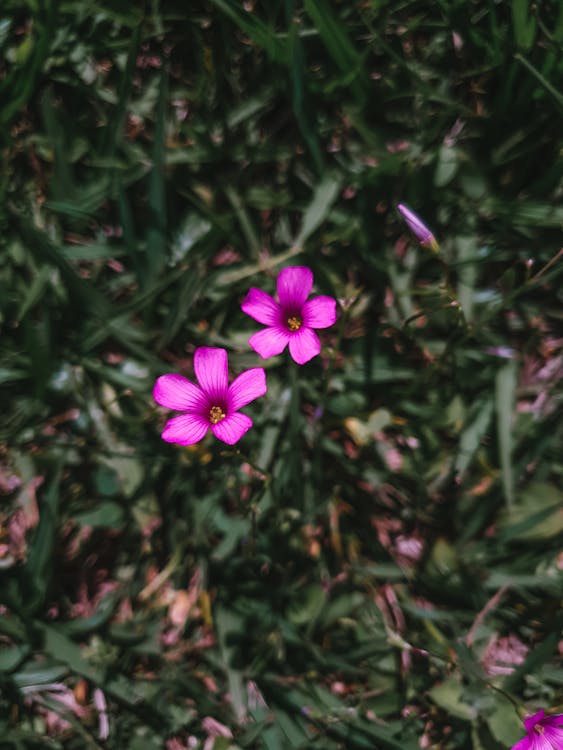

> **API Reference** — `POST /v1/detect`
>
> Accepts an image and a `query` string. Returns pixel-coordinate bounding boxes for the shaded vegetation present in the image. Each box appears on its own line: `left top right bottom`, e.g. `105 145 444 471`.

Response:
1 1 562 748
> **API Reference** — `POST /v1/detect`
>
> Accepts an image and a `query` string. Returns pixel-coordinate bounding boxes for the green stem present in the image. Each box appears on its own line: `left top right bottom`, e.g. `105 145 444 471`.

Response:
220 449 272 482
288 357 304 508
312 302 351 502
486 683 525 720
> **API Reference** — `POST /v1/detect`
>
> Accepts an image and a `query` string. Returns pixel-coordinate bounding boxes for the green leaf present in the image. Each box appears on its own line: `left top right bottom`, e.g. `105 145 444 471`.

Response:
0 644 30 674
295 174 342 248
145 66 168 283
487 699 524 746
499 482 563 540
504 611 563 692
215 606 247 723
24 462 63 614
495 361 517 508
12 659 68 688
208 0 287 62
288 19 323 174
429 679 477 721
74 501 125 529
455 236 479 323
512 0 537 51
15 265 51 322
303 0 368 104
286 584 326 626
434 145 458 187
455 399 493 479
514 53 563 110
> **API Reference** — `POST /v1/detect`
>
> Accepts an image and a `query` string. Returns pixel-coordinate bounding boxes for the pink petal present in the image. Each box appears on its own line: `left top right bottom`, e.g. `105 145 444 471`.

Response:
543 716 563 728
211 413 252 444
248 327 290 359
288 328 321 364
510 738 532 750
397 203 435 246
302 295 337 329
93 688 109 741
277 266 313 311
228 368 267 411
241 289 281 326
525 712 545 734
194 347 229 400
543 727 563 749
161 414 209 445
153 374 206 412
530 736 554 750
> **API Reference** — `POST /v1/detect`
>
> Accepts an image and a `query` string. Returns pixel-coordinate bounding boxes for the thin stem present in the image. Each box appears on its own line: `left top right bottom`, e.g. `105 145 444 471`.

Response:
220 449 272 552
312 300 353 503
527 247 563 285
318 300 353 418
486 683 525 721
288 357 304 509
220 449 271 482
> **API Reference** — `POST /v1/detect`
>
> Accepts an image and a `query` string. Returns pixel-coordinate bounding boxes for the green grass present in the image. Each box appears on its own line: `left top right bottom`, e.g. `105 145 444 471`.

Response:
1 1 562 748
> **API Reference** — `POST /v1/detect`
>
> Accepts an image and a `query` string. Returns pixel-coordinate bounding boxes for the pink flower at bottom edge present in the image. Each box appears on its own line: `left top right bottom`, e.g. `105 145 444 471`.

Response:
511 710 563 750
153 347 267 446
241 266 337 365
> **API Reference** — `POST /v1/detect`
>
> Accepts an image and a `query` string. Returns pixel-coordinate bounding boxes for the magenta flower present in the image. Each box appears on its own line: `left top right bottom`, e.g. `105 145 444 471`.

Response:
153 347 266 446
241 266 337 365
511 710 563 750
397 203 439 251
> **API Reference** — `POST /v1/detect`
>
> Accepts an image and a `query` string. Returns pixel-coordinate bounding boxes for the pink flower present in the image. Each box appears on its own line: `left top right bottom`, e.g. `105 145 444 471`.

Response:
511 710 563 750
481 633 528 676
93 688 109 740
153 347 266 446
241 266 337 364
397 203 439 251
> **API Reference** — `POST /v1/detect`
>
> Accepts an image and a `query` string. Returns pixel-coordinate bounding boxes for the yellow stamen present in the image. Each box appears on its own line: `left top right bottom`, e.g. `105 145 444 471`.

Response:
287 315 302 331
209 406 226 424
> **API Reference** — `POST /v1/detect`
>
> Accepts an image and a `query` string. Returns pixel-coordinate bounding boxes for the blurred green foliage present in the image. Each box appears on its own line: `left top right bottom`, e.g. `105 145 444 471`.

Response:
1 1 562 748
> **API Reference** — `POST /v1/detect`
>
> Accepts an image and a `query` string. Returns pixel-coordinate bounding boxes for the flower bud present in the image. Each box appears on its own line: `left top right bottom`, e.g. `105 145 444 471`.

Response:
397 203 439 252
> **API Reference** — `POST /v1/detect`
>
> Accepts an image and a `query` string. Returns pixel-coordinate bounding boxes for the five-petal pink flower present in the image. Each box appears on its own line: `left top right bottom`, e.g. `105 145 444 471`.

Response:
153 347 266 446
511 710 563 750
241 266 337 365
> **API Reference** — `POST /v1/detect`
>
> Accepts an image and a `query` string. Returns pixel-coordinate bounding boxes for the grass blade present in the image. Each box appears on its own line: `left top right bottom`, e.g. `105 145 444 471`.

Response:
495 360 518 508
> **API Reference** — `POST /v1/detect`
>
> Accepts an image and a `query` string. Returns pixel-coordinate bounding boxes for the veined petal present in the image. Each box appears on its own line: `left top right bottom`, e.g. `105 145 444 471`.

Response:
161 414 209 445
302 295 337 329
288 327 321 364
241 288 281 326
543 727 563 749
194 347 229 400
249 327 290 359
277 266 313 311
211 413 252 444
228 368 267 411
510 738 532 750
153 374 206 412
530 735 554 750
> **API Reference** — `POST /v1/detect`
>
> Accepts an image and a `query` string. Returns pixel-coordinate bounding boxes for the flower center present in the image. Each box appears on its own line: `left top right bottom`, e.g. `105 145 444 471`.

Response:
287 315 302 332
209 405 226 424
534 725 545 735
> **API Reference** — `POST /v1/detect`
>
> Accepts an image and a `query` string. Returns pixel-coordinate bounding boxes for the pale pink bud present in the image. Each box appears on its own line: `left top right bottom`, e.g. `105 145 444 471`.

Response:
397 203 439 252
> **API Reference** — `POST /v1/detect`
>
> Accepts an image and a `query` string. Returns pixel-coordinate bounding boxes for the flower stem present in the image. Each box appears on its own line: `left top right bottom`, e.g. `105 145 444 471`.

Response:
312 300 351 504
287 357 305 508
220 449 271 482
486 683 525 721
